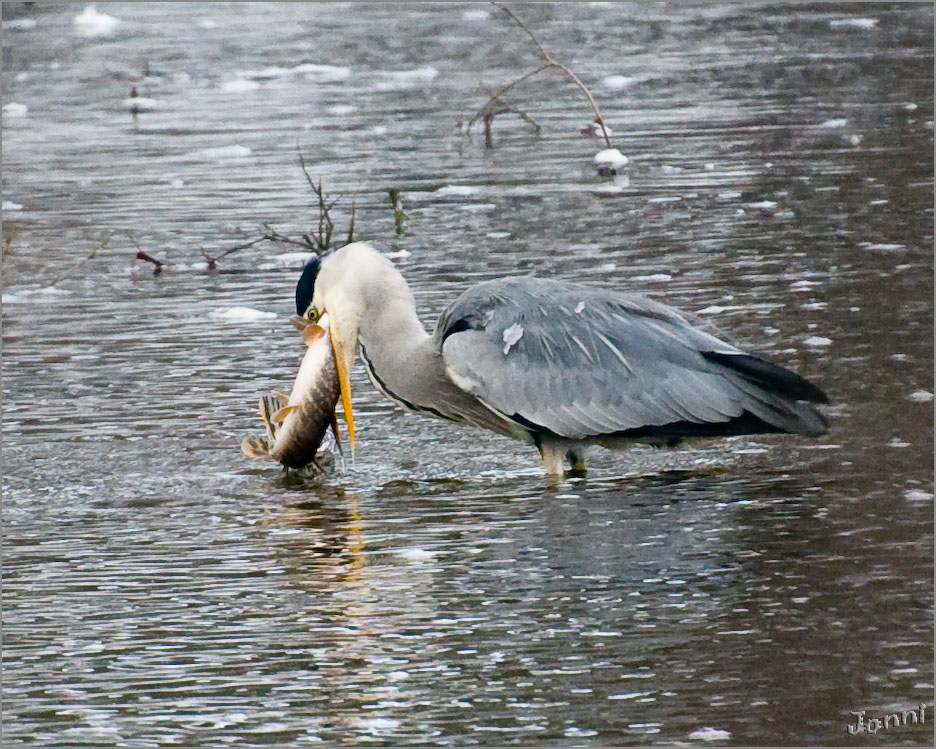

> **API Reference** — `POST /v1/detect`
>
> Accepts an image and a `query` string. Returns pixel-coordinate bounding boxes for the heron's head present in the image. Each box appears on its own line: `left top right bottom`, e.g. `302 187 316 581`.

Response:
295 242 402 450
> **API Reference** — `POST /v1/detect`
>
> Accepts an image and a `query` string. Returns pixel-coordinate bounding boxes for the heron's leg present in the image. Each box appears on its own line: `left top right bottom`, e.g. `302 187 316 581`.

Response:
566 450 587 474
538 443 566 476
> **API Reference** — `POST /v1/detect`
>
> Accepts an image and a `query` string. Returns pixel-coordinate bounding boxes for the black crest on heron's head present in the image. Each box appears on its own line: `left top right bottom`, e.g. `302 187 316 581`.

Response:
295 256 321 316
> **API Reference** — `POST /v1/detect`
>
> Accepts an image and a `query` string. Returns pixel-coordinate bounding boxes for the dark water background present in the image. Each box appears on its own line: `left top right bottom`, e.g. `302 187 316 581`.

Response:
2 2 933 745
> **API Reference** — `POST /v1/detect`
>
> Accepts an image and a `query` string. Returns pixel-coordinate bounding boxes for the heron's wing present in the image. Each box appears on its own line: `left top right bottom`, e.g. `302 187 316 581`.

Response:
434 277 827 440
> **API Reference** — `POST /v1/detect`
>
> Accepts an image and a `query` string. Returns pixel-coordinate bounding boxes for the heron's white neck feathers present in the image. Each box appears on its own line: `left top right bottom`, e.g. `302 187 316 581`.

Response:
313 242 427 367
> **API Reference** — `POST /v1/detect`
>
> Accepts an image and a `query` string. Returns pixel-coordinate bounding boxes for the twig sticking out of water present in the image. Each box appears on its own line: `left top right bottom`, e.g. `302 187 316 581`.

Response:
468 2 612 149
129 232 167 275
475 92 542 149
387 188 407 236
200 236 269 271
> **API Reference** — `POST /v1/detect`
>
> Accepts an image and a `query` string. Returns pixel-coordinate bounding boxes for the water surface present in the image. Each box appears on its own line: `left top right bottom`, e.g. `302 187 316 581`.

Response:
2 2 933 745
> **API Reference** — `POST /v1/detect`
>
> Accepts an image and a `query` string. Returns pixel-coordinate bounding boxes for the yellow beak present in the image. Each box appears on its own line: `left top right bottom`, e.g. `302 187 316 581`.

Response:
329 327 355 452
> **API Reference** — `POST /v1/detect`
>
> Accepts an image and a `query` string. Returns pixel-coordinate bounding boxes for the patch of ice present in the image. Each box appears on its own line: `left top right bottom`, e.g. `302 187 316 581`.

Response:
860 241 905 252
273 252 316 265
383 249 412 259
372 125 388 136
375 65 438 91
907 389 934 402
238 63 351 83
3 200 24 211
602 75 639 91
829 18 878 30
717 190 742 200
502 323 524 355
209 307 277 322
748 200 778 212
326 104 357 116
633 273 672 282
903 489 933 502
199 19 218 30
193 144 252 160
803 336 832 347
574 301 585 314
462 9 490 21
170 178 185 189
486 231 511 239
398 548 436 562
221 78 261 93
123 96 161 113
789 279 821 290
886 437 910 448
3 102 28 118
4 18 38 31
2 286 71 304
903 102 918 111
820 118 848 128
594 148 628 170
689 726 732 742
291 63 352 82
73 5 120 38
434 185 480 197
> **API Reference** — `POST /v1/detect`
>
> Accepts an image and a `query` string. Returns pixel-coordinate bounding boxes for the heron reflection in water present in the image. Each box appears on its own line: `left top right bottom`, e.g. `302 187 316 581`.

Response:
296 242 828 476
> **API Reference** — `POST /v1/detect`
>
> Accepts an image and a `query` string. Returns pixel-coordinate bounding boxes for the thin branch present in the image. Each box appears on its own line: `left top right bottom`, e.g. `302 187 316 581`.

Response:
129 232 167 275
201 235 270 269
469 2 613 149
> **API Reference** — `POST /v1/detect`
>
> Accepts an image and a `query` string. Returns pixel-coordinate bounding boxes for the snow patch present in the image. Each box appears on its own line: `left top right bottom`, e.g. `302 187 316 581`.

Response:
221 78 260 93
434 185 480 197
688 727 732 742
602 75 640 91
829 18 878 30
3 102 28 118
375 66 438 91
803 336 832 347
73 5 120 38
193 144 252 161
594 148 629 170
209 306 277 322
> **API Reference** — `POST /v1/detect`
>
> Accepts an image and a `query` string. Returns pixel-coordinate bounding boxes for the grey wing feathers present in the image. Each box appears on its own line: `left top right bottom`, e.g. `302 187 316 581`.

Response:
434 277 827 441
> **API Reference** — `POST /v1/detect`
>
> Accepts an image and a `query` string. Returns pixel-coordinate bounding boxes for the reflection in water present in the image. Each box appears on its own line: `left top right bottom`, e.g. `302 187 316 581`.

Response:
2 1 932 746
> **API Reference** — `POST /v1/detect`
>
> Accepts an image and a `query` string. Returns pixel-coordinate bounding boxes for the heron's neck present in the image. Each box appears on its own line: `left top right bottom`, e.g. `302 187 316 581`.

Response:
356 279 433 396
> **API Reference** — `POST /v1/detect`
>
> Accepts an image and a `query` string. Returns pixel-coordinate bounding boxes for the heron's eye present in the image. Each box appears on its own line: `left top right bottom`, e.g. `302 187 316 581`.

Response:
304 304 321 322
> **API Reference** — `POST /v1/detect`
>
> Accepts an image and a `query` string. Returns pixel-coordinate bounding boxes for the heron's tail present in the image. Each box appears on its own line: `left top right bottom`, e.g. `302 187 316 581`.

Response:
702 351 829 436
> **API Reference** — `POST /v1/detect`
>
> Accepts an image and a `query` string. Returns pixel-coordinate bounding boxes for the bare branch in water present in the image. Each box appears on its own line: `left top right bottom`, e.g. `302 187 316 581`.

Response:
129 232 167 275
468 2 613 149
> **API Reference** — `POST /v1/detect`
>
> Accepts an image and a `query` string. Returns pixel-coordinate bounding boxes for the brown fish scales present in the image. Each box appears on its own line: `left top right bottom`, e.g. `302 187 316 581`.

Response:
242 314 341 470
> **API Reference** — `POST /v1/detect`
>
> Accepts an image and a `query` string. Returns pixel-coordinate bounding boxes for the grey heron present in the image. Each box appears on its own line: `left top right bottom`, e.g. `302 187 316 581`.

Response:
296 242 828 475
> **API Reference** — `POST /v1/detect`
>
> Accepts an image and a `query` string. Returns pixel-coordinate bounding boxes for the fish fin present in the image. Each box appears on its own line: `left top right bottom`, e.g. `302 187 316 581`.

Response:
273 404 298 423
241 434 272 458
259 396 279 439
303 324 326 345
272 390 290 404
330 413 343 455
